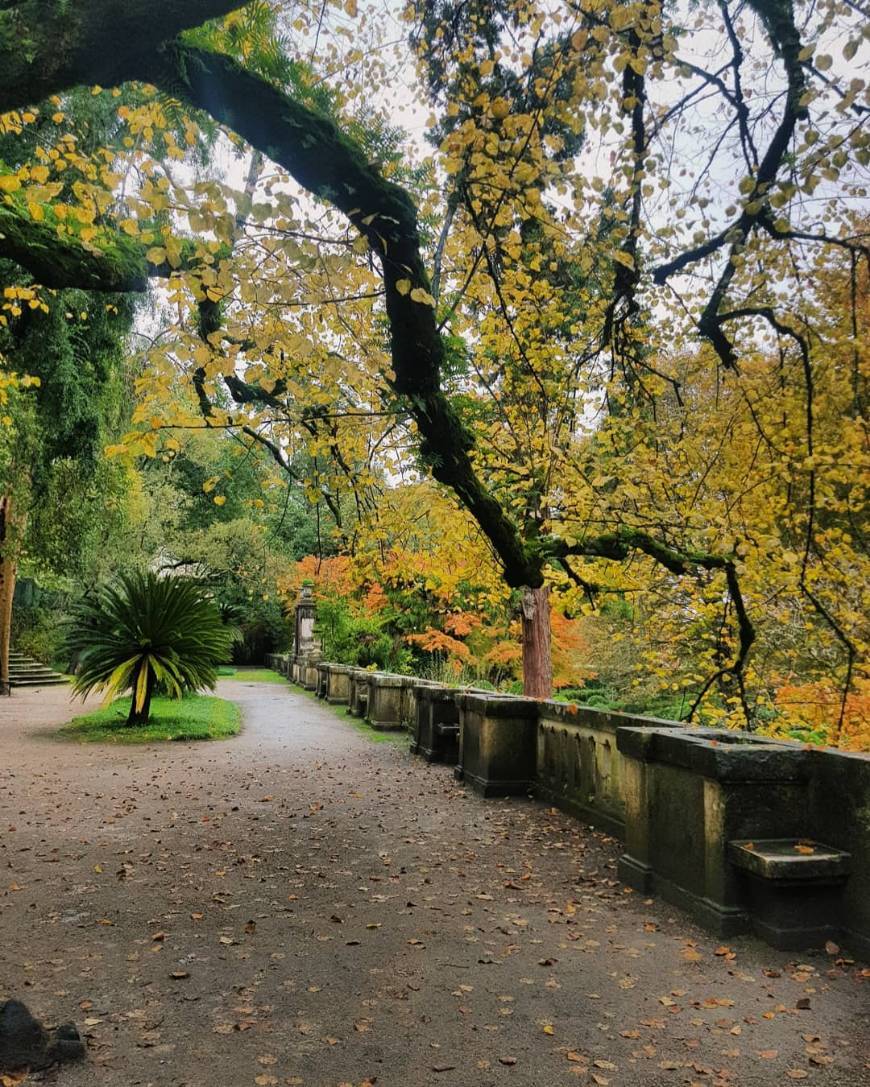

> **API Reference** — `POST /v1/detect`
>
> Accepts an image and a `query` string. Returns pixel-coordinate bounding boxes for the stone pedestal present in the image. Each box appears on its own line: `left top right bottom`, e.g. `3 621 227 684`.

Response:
315 662 329 699
457 693 539 796
412 684 459 762
290 585 321 690
728 839 851 950
617 728 811 936
326 664 352 705
401 677 440 731
366 673 405 730
348 669 370 717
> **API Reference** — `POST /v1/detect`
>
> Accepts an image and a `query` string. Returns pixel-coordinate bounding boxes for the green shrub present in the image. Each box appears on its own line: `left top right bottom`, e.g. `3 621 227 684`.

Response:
11 603 67 664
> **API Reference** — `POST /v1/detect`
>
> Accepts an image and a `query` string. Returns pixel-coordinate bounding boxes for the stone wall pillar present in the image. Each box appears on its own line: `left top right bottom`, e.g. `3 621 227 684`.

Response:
457 693 539 796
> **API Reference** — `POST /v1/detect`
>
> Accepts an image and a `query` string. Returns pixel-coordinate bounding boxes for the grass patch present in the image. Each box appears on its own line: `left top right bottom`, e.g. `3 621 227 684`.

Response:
333 704 410 747
60 693 242 744
216 665 237 676
229 668 288 684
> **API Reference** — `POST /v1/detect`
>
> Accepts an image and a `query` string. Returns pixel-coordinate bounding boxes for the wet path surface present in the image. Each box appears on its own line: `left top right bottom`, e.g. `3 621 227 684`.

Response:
0 679 867 1086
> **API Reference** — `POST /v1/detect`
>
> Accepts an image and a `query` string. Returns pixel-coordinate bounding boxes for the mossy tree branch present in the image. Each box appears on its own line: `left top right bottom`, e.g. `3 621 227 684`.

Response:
0 0 243 113
0 205 164 291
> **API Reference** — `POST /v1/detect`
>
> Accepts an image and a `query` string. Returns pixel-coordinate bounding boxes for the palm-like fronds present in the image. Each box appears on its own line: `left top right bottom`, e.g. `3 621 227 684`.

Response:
63 572 233 725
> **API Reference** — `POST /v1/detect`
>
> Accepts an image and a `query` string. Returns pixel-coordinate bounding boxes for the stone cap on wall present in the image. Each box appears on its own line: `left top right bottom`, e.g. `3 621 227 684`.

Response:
539 701 687 734
457 692 540 719
617 726 811 782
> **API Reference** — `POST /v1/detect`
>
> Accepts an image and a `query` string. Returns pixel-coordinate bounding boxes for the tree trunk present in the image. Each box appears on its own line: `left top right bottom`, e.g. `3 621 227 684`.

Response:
126 664 154 726
0 496 16 697
521 585 552 699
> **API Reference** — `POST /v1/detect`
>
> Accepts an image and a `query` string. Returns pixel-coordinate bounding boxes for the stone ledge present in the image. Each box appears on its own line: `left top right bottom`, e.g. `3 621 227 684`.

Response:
728 839 851 882
618 726 810 782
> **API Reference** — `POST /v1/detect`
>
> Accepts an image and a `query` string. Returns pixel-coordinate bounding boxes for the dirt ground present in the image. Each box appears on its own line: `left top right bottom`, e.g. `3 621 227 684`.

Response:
1 678 867 1087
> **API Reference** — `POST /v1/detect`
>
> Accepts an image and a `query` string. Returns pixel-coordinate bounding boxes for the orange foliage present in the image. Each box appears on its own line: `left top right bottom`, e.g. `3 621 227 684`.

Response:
443 611 482 637
278 555 357 601
406 628 472 660
551 610 591 689
362 581 389 614
773 678 870 751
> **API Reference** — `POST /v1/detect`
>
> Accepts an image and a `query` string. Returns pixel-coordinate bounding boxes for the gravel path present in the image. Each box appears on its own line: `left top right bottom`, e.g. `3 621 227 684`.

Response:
1 678 867 1087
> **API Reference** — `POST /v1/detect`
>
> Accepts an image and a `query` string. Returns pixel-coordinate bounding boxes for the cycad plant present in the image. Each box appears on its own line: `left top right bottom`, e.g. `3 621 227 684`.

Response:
63 572 234 725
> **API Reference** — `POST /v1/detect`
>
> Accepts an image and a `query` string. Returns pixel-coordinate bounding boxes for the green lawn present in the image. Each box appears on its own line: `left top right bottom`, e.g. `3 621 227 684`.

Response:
228 668 288 684
60 693 242 743
328 701 410 747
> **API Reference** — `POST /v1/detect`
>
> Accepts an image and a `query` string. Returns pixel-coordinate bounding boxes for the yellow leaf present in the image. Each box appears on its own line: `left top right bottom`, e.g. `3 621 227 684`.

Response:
0 175 21 193
395 278 412 296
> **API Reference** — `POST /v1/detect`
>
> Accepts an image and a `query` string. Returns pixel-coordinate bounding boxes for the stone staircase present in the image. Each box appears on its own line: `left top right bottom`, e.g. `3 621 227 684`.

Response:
8 651 68 688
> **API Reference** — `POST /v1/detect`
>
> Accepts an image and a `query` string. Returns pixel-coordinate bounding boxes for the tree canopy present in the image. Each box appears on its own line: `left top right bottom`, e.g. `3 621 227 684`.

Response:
0 0 866 733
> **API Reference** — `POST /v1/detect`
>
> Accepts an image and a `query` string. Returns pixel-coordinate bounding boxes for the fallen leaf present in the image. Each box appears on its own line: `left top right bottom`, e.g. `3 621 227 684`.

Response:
498 1056 517 1066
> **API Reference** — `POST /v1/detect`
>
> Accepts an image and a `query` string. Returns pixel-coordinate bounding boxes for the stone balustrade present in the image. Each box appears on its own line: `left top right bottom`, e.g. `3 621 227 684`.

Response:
281 657 870 956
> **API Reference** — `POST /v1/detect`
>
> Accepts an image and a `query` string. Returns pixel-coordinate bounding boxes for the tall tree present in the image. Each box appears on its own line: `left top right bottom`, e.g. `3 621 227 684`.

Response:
0 0 865 717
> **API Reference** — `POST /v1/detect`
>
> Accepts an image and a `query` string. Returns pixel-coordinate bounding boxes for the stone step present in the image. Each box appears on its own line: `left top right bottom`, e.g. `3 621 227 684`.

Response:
11 676 68 687
7 652 68 688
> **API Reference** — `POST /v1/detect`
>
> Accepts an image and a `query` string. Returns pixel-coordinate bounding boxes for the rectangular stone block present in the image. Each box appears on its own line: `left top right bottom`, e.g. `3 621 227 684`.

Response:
458 693 538 797
325 664 352 705
616 727 811 937
348 669 370 716
412 684 459 763
315 662 329 699
366 673 405 730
